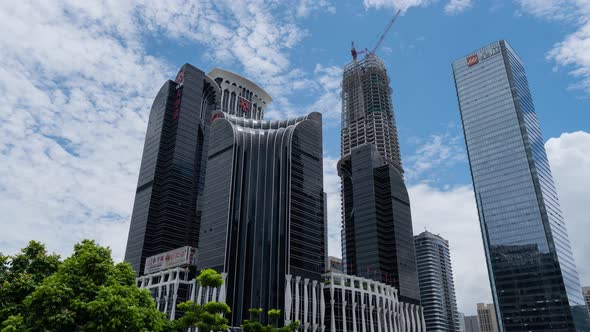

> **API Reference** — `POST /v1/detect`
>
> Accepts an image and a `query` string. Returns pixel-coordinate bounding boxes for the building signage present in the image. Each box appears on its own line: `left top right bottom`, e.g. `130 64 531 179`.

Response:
211 112 223 123
175 69 185 84
144 246 197 274
238 96 251 113
480 42 501 62
466 42 501 67
173 88 182 120
466 54 479 67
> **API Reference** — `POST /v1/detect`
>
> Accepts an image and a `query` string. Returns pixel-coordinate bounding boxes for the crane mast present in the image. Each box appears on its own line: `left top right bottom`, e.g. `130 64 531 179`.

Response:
351 9 402 61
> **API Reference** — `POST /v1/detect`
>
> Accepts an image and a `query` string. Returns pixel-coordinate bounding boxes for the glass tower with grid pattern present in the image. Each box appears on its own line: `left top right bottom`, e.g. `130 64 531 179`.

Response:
453 40 589 331
338 54 421 305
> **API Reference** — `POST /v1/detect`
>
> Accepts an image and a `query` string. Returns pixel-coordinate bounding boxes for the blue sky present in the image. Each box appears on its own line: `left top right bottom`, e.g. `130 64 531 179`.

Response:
0 0 589 315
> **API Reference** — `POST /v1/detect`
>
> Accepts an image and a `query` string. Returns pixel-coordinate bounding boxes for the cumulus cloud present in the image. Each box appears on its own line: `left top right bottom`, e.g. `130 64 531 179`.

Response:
516 0 590 93
364 0 435 11
323 156 342 257
444 0 474 15
363 0 472 14
408 183 491 315
406 131 466 181
0 0 336 261
545 131 590 287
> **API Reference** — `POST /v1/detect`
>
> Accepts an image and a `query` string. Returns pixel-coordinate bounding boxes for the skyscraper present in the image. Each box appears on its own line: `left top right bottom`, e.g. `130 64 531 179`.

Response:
583 287 590 316
124 65 272 276
458 312 466 332
476 303 499 332
124 64 220 275
464 315 481 332
453 40 589 331
339 54 420 305
197 111 326 326
415 230 460 331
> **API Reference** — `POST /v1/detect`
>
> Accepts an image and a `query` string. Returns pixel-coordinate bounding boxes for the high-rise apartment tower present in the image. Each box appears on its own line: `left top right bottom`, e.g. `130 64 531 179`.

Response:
415 231 460 331
453 40 589 331
338 54 420 304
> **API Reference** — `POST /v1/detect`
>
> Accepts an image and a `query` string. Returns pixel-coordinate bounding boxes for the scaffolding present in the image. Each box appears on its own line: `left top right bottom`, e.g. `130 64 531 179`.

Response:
340 54 403 174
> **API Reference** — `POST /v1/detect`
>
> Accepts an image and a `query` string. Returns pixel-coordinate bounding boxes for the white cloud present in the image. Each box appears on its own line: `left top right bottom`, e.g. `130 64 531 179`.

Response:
323 156 342 257
363 0 434 11
516 0 590 93
546 131 590 288
363 0 472 14
405 131 466 181
0 0 336 261
409 183 491 315
296 0 336 17
444 0 474 15
547 21 590 92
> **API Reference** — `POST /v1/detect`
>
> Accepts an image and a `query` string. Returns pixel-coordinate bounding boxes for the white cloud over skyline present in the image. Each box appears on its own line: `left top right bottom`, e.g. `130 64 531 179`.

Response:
516 0 590 92
0 0 588 319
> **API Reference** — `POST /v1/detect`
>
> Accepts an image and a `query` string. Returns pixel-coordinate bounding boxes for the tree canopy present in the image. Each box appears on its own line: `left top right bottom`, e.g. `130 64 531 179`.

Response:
174 268 230 331
1 240 173 332
196 268 224 288
0 241 60 324
241 308 300 332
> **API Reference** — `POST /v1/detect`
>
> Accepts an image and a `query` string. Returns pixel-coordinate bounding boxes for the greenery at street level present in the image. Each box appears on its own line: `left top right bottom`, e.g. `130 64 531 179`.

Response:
174 268 230 331
0 241 298 332
241 308 300 332
0 240 174 332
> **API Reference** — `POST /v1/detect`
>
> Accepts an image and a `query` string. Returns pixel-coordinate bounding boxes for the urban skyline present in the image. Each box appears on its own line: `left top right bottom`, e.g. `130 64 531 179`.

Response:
0 0 588 320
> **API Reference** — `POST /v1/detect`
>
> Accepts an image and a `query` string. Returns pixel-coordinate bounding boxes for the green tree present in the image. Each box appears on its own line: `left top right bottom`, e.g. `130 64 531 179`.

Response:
174 268 230 331
267 309 281 328
240 308 300 332
0 241 60 323
196 268 224 288
1 240 173 332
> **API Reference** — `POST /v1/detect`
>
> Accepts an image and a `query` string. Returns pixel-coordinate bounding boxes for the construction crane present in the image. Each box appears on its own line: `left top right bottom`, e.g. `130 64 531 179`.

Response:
351 9 401 61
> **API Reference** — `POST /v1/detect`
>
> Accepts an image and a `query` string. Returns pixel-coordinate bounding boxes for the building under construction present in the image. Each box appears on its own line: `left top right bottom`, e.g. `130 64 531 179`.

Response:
341 54 402 174
338 49 421 307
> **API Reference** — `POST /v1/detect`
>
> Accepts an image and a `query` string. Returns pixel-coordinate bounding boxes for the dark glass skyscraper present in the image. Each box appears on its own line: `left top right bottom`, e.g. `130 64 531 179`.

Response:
453 40 589 331
124 64 219 275
197 112 326 326
339 54 420 304
125 64 273 276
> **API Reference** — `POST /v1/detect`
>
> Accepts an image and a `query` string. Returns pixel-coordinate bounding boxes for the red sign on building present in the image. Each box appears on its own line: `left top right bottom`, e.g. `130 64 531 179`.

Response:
466 54 479 67
238 96 251 113
175 69 185 84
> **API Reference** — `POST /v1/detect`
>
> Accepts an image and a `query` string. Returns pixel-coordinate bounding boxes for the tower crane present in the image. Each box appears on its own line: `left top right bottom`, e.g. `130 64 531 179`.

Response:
351 9 401 61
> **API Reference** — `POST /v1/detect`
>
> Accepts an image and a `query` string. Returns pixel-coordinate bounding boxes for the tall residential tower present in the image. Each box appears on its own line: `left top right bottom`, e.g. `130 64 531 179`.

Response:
338 54 420 305
453 40 589 331
415 231 460 331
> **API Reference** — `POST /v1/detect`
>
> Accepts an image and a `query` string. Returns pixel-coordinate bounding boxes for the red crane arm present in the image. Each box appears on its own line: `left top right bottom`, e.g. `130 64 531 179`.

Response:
370 9 401 54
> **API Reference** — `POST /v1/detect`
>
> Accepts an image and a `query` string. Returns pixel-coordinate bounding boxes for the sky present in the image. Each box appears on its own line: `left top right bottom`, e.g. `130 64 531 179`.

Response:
0 0 589 316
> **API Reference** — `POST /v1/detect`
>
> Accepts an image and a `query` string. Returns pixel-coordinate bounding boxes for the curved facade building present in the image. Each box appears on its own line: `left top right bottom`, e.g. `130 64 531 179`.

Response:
208 68 272 120
197 111 326 326
124 64 273 276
